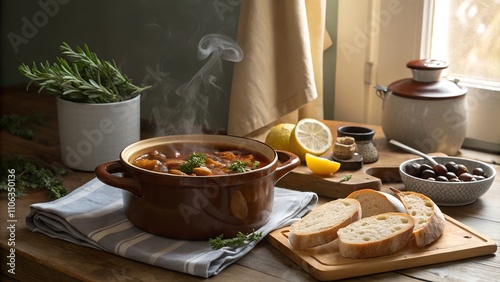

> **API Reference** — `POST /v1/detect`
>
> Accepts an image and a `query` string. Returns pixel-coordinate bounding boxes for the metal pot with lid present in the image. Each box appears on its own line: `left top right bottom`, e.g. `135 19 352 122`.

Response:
375 59 467 155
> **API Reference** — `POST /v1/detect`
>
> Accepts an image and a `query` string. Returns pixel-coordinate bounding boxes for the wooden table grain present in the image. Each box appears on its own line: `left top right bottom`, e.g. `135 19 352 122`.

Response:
1 85 499 281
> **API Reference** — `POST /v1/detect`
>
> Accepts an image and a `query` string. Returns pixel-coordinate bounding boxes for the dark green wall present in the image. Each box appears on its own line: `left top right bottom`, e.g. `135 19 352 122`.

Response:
1 0 337 131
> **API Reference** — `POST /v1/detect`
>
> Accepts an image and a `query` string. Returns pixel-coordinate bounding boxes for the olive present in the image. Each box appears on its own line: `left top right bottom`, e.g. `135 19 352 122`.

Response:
436 176 449 182
445 162 458 174
405 162 421 177
405 159 487 183
433 164 448 176
459 173 475 182
472 167 484 176
419 164 433 174
421 169 436 179
445 172 458 180
457 164 468 176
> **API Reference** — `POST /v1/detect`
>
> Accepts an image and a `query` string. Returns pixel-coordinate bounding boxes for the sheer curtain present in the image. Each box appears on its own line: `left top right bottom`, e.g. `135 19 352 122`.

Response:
227 0 330 141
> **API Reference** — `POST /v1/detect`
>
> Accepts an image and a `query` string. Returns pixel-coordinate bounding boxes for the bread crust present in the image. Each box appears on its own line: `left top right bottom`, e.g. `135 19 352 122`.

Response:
288 198 361 250
347 189 406 218
337 212 415 259
391 188 446 248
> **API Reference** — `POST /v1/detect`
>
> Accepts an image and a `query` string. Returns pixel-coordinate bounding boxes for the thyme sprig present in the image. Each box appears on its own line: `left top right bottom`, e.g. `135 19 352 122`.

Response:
0 155 69 199
0 114 44 139
19 42 151 103
209 230 263 249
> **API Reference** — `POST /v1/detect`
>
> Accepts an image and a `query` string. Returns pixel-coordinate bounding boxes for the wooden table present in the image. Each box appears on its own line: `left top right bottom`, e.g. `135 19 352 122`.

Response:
1 85 499 281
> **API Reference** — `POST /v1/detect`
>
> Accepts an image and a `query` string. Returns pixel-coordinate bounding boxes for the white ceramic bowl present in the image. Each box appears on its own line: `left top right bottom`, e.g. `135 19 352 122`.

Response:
399 157 496 206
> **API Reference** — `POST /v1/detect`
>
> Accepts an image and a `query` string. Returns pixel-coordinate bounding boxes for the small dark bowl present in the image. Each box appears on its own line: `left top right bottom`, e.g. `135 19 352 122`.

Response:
337 126 375 141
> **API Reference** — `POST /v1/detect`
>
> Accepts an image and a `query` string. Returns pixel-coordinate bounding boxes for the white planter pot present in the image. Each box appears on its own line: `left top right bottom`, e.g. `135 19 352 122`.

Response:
56 95 141 171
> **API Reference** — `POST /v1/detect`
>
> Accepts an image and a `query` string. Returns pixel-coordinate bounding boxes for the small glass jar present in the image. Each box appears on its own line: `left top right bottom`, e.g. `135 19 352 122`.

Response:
337 126 379 164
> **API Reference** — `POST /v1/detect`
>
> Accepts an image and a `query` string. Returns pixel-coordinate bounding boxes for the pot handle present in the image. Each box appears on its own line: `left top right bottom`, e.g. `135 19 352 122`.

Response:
95 161 143 197
274 150 300 183
375 84 388 100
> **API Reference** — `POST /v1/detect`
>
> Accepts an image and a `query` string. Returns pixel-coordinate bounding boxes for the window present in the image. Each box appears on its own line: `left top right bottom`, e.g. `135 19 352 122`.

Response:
427 0 500 153
429 0 500 88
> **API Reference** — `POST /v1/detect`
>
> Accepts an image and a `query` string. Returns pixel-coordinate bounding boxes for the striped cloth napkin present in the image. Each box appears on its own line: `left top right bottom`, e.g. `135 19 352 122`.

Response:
26 177 317 278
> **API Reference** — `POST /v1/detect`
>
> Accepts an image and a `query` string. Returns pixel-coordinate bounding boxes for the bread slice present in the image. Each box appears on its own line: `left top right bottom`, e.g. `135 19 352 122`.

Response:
390 188 446 248
288 198 361 250
347 189 406 218
337 212 415 259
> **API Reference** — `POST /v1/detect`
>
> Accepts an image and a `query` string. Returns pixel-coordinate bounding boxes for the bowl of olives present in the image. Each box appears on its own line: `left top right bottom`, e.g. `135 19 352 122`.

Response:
399 156 496 206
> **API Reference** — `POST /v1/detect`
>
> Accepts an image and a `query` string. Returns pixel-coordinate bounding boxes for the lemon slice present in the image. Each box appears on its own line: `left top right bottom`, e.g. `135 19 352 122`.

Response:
265 123 296 151
289 118 333 160
305 153 341 175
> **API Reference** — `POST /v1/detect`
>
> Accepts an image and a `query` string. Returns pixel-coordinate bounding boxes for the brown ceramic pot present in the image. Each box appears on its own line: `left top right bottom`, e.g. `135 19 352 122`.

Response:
95 134 300 240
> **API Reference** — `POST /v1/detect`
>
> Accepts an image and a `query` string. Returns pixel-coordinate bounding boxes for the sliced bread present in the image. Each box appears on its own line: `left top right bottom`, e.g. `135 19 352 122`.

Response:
390 188 446 248
347 189 406 218
337 212 415 259
288 198 361 250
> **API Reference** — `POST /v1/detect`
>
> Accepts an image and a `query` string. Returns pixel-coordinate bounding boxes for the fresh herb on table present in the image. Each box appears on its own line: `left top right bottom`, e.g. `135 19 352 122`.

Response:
0 155 70 199
178 153 207 174
0 114 44 140
340 174 352 182
209 230 263 249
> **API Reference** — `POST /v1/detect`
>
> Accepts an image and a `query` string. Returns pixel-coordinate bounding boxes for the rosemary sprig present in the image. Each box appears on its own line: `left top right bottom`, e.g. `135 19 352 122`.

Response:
209 230 263 249
18 42 150 103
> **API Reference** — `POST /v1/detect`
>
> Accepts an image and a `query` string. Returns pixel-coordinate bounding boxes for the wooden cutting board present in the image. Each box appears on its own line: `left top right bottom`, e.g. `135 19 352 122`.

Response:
277 149 447 199
267 215 497 281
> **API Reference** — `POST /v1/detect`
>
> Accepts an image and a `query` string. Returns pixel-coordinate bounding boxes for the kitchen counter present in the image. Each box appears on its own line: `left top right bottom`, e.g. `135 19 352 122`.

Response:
1 85 499 281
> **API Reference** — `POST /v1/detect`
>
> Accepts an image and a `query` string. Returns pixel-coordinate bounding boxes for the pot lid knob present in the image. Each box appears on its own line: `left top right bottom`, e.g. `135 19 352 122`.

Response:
406 59 449 83
406 59 449 70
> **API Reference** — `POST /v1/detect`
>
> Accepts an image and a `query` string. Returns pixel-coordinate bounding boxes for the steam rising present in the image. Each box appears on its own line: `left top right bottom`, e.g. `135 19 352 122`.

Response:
152 34 243 135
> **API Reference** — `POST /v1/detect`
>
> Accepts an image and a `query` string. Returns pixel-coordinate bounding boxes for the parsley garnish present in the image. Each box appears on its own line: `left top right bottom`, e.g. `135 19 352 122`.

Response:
228 160 249 173
209 230 263 249
177 153 206 174
252 161 260 170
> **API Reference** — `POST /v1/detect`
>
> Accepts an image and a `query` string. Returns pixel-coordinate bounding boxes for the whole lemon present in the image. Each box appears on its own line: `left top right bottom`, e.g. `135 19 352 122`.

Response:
265 123 296 151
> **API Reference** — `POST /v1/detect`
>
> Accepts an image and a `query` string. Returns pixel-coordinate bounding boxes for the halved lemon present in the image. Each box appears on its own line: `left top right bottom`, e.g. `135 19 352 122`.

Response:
289 118 333 160
305 153 341 175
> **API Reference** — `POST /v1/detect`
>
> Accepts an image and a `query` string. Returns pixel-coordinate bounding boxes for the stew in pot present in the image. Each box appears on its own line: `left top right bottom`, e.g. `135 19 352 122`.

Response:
132 148 269 176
